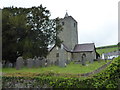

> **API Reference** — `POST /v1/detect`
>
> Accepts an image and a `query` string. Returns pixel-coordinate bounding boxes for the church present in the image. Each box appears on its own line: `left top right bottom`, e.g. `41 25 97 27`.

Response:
47 12 97 66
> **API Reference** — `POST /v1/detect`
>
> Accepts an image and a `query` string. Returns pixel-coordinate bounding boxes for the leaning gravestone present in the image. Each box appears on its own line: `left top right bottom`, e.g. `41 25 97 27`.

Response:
16 56 24 70
27 58 33 68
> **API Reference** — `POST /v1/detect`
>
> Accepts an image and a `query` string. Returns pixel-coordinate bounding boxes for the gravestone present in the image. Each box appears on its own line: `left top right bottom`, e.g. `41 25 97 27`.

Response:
38 57 43 67
58 48 66 67
59 59 66 67
16 56 24 70
89 59 94 63
46 59 50 66
34 58 40 68
5 61 10 68
27 58 33 68
41 58 46 67
81 53 86 66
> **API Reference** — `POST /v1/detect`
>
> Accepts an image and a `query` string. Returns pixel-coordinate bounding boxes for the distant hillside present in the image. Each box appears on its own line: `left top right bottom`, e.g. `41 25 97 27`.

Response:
96 43 119 55
96 45 118 49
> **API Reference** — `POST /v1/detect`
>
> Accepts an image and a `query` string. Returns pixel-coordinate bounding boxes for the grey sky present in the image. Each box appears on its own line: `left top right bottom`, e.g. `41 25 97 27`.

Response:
1 0 119 47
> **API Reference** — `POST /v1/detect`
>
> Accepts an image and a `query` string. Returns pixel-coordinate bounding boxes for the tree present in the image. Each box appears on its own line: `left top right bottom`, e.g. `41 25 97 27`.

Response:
2 7 28 63
2 5 62 63
25 5 62 57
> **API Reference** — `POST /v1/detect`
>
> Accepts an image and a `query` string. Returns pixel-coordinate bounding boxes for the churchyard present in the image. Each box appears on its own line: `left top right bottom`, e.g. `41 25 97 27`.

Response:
3 60 109 74
2 57 119 88
2 44 119 88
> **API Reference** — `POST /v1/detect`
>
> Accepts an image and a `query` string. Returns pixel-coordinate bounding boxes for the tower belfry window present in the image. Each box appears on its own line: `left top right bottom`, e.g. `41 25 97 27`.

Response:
62 22 64 25
74 23 75 27
56 53 59 57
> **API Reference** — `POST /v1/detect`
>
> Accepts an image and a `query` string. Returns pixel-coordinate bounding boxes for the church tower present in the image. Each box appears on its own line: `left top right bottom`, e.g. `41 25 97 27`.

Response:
58 12 78 50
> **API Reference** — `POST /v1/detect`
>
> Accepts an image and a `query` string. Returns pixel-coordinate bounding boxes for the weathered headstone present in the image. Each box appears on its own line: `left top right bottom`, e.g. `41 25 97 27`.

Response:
41 58 46 67
16 56 24 70
38 57 43 67
89 59 94 63
5 61 10 68
46 59 50 66
59 59 66 67
27 58 33 68
34 58 40 68
81 53 86 66
58 48 66 67
59 44 66 67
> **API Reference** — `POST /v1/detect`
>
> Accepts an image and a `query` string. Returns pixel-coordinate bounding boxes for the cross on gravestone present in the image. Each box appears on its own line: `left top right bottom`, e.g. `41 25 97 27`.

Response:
27 58 34 68
16 56 24 70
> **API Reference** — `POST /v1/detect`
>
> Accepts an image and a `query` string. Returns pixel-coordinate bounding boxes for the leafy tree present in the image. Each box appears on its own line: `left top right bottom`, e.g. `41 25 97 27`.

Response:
2 8 28 63
2 5 62 63
25 5 62 57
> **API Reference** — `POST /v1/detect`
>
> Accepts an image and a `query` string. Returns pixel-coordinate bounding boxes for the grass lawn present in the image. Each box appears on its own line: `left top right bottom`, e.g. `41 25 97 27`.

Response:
2 60 110 74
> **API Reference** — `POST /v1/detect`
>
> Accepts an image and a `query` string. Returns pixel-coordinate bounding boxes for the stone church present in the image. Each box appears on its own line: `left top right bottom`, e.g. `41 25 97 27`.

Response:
47 12 97 66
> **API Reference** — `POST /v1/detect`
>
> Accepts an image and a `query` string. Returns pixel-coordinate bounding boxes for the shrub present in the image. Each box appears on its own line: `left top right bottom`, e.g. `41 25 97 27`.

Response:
2 57 120 88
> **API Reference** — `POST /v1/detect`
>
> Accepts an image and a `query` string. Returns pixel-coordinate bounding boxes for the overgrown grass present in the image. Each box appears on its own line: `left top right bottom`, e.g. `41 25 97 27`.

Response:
2 60 109 74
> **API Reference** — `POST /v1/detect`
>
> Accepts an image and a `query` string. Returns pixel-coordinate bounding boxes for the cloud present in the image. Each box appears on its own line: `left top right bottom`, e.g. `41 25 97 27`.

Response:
1 0 119 47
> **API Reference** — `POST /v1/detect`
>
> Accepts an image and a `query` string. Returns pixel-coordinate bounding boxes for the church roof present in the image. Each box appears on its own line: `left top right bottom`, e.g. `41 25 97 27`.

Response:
62 43 71 52
73 43 95 52
62 12 77 23
48 43 70 52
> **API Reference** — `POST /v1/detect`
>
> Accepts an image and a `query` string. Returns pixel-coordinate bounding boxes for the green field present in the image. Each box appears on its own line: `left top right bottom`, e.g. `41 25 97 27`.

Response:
96 47 118 55
96 44 119 55
2 60 109 74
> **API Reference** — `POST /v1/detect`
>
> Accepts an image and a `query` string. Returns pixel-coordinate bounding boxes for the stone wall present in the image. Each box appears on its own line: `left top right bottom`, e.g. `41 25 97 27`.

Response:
72 50 96 63
47 46 71 65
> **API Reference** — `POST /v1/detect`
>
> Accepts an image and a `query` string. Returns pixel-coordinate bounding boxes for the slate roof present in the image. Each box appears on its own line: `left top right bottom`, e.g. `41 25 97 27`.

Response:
48 43 70 52
62 43 71 52
49 43 96 53
73 43 95 52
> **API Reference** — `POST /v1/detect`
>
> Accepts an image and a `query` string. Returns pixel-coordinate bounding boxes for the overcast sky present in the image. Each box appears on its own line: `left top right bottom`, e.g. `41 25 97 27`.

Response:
1 0 119 47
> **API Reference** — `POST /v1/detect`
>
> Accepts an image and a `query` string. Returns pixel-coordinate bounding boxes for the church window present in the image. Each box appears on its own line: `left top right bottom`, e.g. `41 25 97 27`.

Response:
62 22 64 25
74 23 75 27
56 53 59 57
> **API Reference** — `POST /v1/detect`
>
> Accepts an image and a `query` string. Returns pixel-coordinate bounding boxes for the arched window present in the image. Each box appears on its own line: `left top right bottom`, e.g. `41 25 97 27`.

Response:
74 23 75 27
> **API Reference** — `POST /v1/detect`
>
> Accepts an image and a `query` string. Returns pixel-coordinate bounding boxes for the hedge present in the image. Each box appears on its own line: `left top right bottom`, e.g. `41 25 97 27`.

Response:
2 56 120 88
